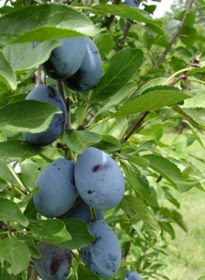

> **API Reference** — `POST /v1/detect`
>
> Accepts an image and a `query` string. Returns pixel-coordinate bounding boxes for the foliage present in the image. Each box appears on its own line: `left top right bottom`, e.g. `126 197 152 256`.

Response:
0 0 205 279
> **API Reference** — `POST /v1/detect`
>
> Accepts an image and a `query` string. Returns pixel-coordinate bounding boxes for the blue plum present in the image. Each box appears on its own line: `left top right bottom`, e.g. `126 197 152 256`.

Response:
81 220 121 277
41 37 87 80
67 200 104 223
74 147 125 210
125 271 143 280
34 243 71 280
24 85 67 146
33 158 77 217
63 38 102 92
124 0 140 7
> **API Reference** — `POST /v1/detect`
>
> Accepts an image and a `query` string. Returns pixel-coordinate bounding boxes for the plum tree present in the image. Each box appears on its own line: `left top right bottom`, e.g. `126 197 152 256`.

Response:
63 37 102 91
125 271 143 280
67 200 104 223
74 147 125 210
24 85 67 146
33 158 77 217
34 243 71 280
41 37 87 80
81 220 121 277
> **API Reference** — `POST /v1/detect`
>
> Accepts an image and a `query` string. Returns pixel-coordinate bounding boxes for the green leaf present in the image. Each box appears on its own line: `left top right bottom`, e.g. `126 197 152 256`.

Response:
93 32 115 57
182 108 205 129
0 161 20 186
144 154 192 192
0 140 40 162
59 218 94 250
116 86 190 116
0 197 28 227
3 41 61 71
0 4 96 44
121 195 159 236
90 4 162 29
78 264 99 280
30 219 72 245
92 48 143 102
0 50 17 90
0 100 60 133
64 130 101 154
0 238 31 275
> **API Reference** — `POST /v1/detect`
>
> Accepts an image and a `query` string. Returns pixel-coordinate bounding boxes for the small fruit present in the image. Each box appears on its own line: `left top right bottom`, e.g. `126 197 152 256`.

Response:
63 38 102 91
24 85 67 146
74 147 125 210
125 271 143 280
34 243 71 280
41 37 87 80
33 158 77 217
81 220 121 277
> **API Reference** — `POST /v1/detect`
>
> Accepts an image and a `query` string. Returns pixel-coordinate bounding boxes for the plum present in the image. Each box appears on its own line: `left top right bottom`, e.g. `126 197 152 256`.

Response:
125 271 143 280
34 243 71 280
63 37 102 91
67 200 104 223
33 158 77 217
41 37 87 80
81 220 121 277
74 147 125 210
24 85 67 146
124 0 140 7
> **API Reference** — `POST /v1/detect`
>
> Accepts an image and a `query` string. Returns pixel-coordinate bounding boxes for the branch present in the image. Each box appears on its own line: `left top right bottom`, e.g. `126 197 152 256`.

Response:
102 0 121 29
154 0 194 68
0 221 16 233
116 20 132 50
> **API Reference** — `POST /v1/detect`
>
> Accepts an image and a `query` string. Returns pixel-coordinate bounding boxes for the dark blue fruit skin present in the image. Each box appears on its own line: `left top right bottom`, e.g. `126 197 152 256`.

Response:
81 220 121 277
124 0 140 7
24 85 67 147
67 200 104 223
34 243 71 280
41 37 87 80
63 37 102 92
125 271 143 280
33 158 77 218
74 147 125 210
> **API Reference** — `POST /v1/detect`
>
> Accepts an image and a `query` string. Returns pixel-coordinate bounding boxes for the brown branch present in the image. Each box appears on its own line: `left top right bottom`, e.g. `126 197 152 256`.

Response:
116 20 132 50
0 221 16 233
154 0 194 68
102 0 121 29
122 111 149 141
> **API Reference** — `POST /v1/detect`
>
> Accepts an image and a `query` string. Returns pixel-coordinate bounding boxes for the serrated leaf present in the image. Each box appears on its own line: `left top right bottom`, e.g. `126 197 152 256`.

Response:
0 197 28 227
90 4 162 31
0 100 60 133
30 219 71 245
0 238 31 275
3 41 61 71
59 218 94 249
0 50 17 90
92 48 143 102
0 140 40 162
144 154 192 192
121 195 159 236
138 78 167 95
64 130 101 154
0 4 96 44
116 86 190 116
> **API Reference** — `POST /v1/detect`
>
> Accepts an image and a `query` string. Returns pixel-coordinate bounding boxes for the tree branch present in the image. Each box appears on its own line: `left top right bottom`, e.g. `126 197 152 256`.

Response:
154 0 194 68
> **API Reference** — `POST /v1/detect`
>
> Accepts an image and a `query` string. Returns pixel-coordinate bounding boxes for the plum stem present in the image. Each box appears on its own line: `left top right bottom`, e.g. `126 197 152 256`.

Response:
35 69 43 85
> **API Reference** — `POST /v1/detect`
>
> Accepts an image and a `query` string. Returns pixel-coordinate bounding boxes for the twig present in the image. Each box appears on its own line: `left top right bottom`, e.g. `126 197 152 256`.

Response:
35 69 43 86
102 0 121 29
0 221 16 233
122 111 149 141
154 0 194 68
116 20 132 50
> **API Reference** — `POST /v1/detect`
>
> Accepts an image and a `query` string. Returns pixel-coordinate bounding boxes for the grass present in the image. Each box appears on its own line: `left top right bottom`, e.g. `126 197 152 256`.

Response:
162 188 205 280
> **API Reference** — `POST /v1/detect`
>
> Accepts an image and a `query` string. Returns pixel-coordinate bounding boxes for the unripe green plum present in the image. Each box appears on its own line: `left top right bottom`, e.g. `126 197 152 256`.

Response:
33 158 77 217
24 85 67 146
81 220 121 277
74 147 125 210
63 38 102 92
34 243 71 280
41 37 87 80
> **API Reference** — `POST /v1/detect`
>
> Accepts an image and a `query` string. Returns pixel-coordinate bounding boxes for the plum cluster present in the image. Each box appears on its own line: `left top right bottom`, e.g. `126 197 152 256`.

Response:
33 147 125 279
24 36 102 147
